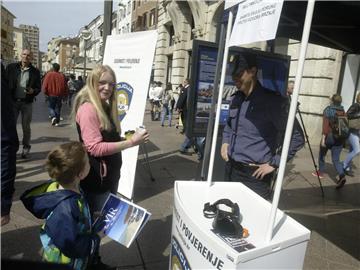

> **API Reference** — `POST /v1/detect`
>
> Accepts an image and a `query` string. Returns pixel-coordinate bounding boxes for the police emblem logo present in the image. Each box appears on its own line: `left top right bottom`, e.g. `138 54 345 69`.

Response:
116 82 134 122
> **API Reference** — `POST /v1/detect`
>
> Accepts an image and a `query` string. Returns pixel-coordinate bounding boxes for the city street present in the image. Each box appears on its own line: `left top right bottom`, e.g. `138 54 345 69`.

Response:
1 93 359 270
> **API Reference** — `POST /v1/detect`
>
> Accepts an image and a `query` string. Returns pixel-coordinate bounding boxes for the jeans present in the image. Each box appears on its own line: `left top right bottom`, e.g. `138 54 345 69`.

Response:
318 143 344 176
343 132 360 170
180 136 205 159
14 101 32 148
47 96 62 123
160 104 172 126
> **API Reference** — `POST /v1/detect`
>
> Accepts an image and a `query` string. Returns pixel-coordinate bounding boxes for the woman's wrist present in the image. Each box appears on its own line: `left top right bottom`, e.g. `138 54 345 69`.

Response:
129 137 135 147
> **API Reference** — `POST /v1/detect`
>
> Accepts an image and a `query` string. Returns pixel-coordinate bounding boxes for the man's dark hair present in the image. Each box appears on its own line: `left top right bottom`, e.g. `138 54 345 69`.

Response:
52 63 60 72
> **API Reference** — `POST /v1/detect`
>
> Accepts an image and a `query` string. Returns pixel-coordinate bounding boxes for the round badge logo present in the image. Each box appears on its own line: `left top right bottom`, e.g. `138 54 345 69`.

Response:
116 82 133 122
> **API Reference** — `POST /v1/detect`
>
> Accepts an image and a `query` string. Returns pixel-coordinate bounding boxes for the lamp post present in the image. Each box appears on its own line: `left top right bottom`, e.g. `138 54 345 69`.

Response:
80 27 92 79
71 45 77 75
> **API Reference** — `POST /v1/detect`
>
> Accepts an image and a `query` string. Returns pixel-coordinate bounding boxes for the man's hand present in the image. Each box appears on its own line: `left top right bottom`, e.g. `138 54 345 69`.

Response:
252 163 275 180
26 88 34 94
321 135 326 147
221 143 229 161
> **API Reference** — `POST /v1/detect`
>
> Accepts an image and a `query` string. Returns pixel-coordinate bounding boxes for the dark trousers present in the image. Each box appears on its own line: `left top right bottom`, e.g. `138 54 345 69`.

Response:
1 145 17 216
47 96 62 123
225 161 272 200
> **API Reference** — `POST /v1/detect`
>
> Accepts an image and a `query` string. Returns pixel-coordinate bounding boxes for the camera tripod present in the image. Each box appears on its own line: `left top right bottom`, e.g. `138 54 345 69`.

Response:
296 104 324 197
271 103 324 197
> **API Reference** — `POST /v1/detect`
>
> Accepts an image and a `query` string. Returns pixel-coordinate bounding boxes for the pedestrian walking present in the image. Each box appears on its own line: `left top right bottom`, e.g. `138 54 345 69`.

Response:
21 142 104 270
342 92 360 176
313 94 349 189
160 82 174 127
72 65 149 268
42 63 68 126
151 81 163 121
67 74 77 106
5 48 41 158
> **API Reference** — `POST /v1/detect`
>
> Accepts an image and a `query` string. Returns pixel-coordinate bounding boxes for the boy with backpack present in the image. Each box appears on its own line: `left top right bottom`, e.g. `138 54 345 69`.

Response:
21 142 106 270
312 94 349 189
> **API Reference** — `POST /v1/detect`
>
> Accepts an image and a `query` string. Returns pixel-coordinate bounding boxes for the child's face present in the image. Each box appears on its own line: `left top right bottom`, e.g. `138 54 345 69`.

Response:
79 155 90 181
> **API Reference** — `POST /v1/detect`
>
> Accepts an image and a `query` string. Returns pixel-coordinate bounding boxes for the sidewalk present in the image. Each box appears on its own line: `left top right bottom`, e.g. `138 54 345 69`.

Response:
1 94 359 269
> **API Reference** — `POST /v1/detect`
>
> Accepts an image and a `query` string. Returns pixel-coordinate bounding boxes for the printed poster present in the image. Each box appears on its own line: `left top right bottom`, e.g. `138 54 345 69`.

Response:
103 31 158 199
94 194 151 248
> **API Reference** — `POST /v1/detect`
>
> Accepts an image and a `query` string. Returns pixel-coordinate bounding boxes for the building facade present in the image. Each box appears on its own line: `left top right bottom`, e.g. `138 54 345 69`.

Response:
131 0 158 32
152 0 356 139
1 5 16 65
116 0 132 35
13 26 31 62
19 24 40 68
57 38 79 74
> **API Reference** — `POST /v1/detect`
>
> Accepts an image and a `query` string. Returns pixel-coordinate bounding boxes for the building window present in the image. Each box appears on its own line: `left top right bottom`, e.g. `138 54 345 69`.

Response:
133 1 136 10
149 9 156 26
168 25 174 47
1 29 7 39
166 55 173 85
143 13 147 29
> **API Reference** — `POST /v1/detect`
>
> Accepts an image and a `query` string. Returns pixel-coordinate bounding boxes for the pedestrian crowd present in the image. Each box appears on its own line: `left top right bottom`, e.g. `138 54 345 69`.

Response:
1 48 359 270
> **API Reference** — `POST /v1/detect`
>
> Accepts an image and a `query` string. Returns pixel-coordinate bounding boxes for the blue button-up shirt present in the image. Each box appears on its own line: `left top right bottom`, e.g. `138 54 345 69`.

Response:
222 82 304 167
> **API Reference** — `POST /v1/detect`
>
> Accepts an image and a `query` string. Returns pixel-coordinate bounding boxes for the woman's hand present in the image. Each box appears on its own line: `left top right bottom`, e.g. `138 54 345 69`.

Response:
130 128 150 146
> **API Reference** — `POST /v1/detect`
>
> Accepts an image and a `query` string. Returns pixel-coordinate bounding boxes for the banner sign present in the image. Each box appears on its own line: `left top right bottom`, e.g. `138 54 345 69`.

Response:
225 0 244 10
103 31 158 199
229 0 284 46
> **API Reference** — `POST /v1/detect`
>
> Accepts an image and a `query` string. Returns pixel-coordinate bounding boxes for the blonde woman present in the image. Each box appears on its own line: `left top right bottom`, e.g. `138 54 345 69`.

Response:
72 65 148 268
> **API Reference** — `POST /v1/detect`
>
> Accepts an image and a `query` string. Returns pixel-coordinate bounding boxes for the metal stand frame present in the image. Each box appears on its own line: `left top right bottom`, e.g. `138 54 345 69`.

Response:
141 143 155 182
135 238 147 270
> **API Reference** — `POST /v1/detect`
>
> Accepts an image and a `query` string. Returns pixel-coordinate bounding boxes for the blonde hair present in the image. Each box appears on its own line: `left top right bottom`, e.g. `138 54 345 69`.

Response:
72 65 120 132
46 142 87 185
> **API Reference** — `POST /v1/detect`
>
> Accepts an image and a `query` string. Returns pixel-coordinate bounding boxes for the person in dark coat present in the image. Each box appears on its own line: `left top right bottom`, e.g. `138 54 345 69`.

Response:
5 48 41 158
1 62 19 225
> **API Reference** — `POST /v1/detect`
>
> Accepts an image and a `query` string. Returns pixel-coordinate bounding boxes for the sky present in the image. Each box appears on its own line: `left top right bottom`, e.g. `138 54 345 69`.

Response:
3 0 119 52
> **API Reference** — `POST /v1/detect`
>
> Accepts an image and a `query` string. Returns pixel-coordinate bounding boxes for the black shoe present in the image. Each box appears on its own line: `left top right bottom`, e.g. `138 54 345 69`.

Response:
21 146 31 159
335 175 346 189
179 149 191 155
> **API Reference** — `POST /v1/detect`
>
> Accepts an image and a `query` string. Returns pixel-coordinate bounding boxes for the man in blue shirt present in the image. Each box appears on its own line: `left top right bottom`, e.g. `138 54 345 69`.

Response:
221 53 304 199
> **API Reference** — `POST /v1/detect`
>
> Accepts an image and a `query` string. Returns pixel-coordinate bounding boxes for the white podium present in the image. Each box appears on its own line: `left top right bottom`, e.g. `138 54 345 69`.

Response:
170 181 310 269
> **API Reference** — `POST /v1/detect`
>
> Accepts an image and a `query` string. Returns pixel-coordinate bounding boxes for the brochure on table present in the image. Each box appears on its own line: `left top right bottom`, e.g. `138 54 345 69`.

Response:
94 194 151 248
170 181 310 269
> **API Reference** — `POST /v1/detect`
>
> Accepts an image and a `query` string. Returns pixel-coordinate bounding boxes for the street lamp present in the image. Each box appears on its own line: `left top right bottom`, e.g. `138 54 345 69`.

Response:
80 27 92 79
71 45 77 75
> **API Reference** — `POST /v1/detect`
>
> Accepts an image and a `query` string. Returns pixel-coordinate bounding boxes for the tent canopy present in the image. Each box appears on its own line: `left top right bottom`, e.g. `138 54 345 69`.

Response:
277 1 360 53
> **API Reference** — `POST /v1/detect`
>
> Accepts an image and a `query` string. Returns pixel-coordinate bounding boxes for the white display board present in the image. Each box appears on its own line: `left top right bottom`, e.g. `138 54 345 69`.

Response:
103 31 158 199
170 181 310 269
229 0 284 46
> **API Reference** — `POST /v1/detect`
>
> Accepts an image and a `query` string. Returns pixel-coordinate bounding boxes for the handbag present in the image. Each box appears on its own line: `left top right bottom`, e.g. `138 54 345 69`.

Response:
349 118 360 129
